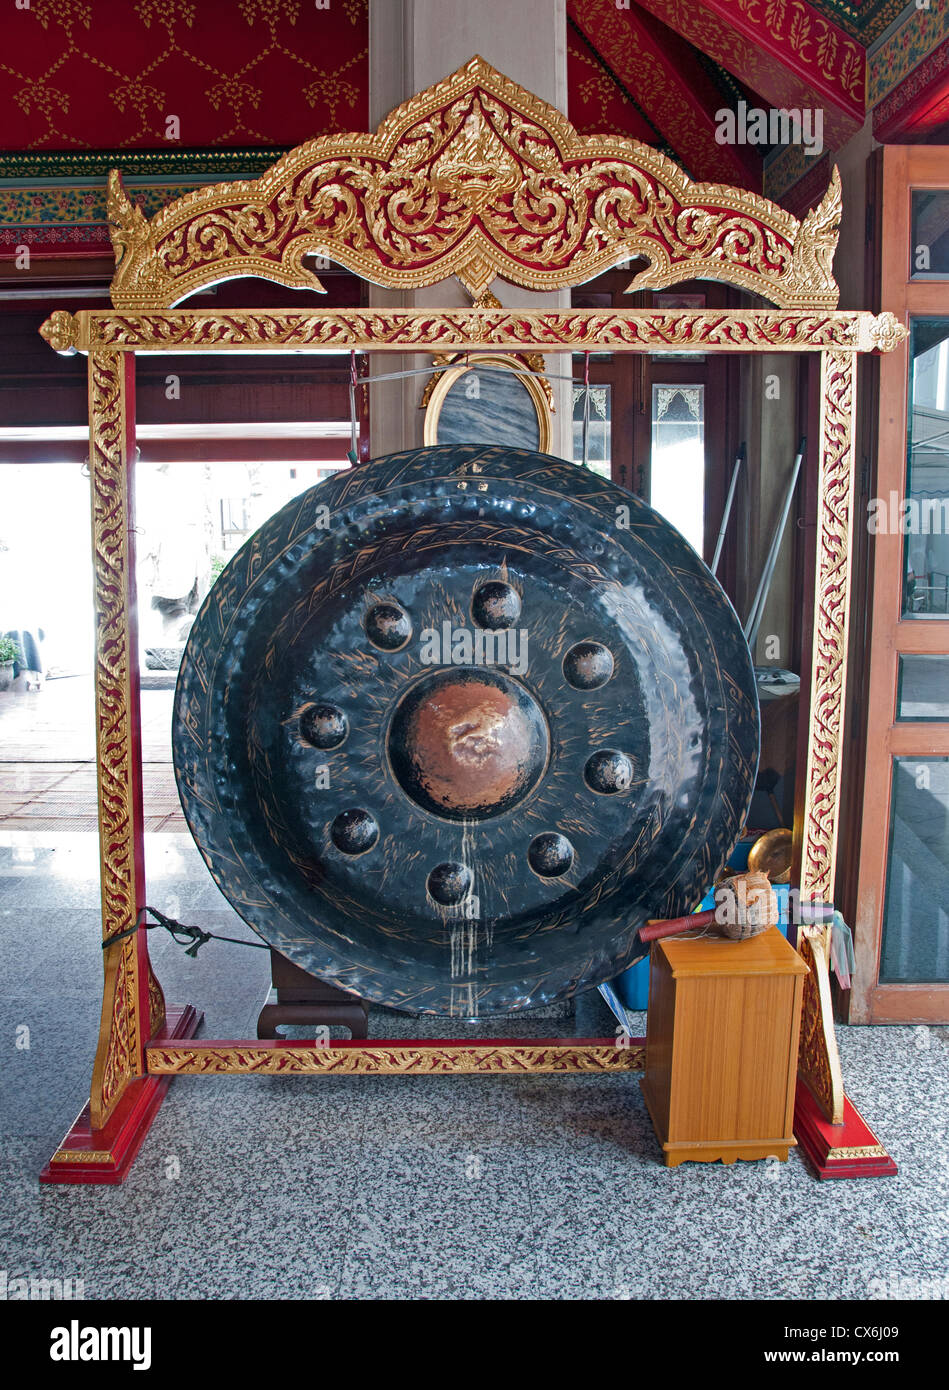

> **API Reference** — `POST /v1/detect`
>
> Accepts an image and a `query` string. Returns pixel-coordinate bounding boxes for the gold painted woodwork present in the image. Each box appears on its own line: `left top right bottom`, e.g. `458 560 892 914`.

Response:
105 57 842 311
642 928 809 1166
825 1144 887 1159
145 1042 645 1075
40 307 905 358
796 925 846 1124
86 350 149 1130
50 1150 115 1165
793 347 858 1124
800 351 858 905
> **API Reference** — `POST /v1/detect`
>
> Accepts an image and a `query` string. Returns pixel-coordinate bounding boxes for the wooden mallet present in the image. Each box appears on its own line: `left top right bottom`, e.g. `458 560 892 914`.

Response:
639 871 778 945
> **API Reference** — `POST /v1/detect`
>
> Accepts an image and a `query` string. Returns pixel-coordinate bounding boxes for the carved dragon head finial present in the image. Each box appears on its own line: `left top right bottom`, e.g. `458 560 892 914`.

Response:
107 169 149 272
787 166 842 307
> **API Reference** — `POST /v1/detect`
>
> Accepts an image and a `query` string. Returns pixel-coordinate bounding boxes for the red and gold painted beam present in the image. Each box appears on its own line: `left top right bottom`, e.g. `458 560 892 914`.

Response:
873 34 949 142
567 23 659 145
569 0 761 188
143 1038 647 1076
630 0 865 146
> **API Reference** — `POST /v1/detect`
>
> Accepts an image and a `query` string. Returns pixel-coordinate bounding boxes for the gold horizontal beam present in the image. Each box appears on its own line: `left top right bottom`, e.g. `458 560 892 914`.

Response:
145 1040 646 1076
40 308 906 358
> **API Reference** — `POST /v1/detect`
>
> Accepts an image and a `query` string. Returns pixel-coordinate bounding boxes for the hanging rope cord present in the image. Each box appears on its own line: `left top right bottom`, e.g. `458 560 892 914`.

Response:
104 906 271 958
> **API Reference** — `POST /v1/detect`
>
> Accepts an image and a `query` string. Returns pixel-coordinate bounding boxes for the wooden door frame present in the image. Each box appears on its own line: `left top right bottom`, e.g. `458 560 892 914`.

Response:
850 145 949 1023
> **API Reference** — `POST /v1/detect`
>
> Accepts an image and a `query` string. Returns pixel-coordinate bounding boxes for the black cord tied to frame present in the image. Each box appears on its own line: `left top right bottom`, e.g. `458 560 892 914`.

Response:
103 906 271 958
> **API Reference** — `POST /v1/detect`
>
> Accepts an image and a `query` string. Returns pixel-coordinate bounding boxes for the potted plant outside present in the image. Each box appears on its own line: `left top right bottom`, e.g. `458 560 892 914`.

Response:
0 636 22 692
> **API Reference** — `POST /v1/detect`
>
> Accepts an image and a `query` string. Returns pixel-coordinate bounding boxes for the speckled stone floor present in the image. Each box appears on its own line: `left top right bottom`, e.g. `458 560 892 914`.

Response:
1 831 946 1301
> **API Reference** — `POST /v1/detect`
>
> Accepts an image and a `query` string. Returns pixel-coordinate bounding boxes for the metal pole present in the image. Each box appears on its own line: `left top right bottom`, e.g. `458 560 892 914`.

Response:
581 352 591 471
348 350 359 464
711 441 745 576
744 436 806 651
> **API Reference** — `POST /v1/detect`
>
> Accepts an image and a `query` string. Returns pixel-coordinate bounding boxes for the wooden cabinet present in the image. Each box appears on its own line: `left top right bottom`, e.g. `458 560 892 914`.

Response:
642 926 808 1166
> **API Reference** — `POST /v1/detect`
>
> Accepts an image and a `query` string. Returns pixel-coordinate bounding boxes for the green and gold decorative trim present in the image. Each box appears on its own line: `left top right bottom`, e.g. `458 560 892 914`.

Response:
868 0 949 106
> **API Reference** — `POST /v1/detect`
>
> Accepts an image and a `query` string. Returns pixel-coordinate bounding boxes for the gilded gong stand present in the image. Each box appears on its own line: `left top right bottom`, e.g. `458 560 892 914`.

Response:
38 59 904 1183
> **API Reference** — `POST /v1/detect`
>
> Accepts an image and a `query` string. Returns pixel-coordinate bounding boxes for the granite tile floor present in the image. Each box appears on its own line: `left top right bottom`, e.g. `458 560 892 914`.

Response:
0 830 947 1301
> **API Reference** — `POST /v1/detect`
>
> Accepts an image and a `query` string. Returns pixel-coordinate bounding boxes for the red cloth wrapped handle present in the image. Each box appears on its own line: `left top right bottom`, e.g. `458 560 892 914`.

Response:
639 908 716 943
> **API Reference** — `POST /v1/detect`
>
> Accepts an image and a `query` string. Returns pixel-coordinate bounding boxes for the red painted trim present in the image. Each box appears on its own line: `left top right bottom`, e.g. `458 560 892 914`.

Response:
634 0 865 143
40 1005 202 1186
146 1035 640 1054
794 1080 898 1179
570 0 761 188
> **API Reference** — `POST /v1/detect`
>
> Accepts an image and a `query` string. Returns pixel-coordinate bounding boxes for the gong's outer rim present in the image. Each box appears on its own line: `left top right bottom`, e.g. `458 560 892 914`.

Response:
172 445 759 1016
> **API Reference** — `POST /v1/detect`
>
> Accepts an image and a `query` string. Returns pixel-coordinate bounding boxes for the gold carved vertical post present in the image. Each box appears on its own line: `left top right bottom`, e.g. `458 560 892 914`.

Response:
87 349 164 1129
796 348 857 1125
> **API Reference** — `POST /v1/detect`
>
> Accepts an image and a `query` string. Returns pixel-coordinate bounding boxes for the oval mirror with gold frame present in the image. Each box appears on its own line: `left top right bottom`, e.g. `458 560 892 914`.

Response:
422 354 552 452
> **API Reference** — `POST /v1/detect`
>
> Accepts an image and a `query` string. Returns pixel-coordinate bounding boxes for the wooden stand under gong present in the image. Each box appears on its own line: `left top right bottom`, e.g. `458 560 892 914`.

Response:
35 57 902 1184
258 954 369 1041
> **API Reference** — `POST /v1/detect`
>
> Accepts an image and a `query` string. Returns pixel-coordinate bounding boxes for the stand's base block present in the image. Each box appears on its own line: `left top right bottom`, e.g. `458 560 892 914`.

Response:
658 1136 795 1167
641 1079 796 1166
257 950 369 1039
40 1005 202 1186
793 1081 897 1180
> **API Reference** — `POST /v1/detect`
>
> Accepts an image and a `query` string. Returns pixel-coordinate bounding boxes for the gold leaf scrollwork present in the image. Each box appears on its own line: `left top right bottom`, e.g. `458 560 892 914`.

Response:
865 310 908 354
106 56 841 312
86 348 146 1129
145 1043 647 1075
796 927 845 1124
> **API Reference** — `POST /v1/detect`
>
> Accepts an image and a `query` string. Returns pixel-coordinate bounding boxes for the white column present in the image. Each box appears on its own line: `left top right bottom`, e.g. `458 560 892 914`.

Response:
368 0 571 457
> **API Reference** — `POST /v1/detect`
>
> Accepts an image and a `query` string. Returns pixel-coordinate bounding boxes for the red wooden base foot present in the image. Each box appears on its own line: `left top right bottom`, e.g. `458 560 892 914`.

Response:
40 1005 202 1186
793 1081 897 1180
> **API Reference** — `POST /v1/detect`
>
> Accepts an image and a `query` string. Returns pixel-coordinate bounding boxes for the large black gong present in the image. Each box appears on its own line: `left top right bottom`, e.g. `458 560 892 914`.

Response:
173 445 758 1017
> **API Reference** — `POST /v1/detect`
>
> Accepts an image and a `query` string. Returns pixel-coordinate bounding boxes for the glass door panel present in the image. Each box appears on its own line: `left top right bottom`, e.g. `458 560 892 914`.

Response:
880 757 949 982
649 384 705 555
903 319 949 617
571 383 611 480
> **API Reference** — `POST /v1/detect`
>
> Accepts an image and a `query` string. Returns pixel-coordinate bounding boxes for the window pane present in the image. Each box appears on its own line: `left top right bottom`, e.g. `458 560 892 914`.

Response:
897 655 949 720
902 319 949 618
572 384 611 480
911 191 949 279
650 384 705 555
880 757 949 983
135 460 340 672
